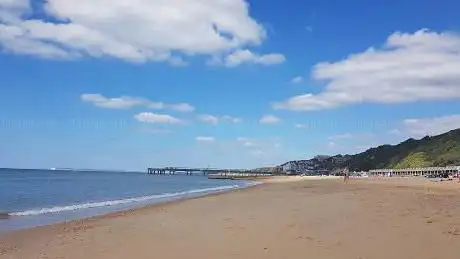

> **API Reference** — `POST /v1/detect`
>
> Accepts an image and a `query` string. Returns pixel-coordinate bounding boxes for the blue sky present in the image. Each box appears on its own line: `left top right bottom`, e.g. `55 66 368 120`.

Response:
1 0 460 170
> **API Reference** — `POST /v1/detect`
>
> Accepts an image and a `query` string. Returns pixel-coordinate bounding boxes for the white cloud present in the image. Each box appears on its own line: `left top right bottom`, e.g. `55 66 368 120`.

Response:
224 49 285 67
295 123 308 129
81 93 194 112
222 115 242 123
327 141 337 148
243 141 256 147
168 57 188 67
198 114 241 124
237 137 250 142
402 114 460 137
198 114 219 124
168 103 195 112
388 129 402 135
236 137 281 149
274 29 460 111
81 94 155 109
0 0 283 64
0 0 28 8
134 112 183 124
0 0 29 22
328 133 353 140
259 115 281 124
290 76 304 84
236 137 256 147
196 136 215 142
147 102 166 110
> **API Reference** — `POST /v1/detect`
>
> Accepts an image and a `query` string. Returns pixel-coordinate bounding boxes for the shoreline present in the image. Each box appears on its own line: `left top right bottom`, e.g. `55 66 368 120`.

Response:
0 176 337 235
2 176 459 259
5 181 263 234
0 179 262 235
0 176 329 236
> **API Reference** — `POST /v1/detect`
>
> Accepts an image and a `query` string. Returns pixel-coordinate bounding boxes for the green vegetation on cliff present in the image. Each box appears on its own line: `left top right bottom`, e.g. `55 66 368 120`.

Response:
345 129 460 171
393 152 431 169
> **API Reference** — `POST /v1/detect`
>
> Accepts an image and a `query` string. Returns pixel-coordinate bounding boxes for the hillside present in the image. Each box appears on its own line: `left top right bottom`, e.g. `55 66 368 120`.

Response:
281 129 460 173
342 128 460 171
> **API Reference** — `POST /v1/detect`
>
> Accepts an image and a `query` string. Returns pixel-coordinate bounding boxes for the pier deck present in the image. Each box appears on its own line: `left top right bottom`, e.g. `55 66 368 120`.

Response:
147 167 273 179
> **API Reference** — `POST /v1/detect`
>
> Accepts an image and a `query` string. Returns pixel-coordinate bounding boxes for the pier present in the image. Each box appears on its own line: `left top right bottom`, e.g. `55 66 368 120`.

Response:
147 167 273 179
207 172 273 180
369 166 460 177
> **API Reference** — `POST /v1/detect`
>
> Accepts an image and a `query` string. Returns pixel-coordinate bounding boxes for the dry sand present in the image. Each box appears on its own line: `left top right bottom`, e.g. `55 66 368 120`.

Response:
263 175 342 183
1 177 460 259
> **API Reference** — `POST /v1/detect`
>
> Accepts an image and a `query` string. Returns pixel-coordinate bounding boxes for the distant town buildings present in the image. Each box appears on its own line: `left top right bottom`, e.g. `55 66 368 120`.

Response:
280 160 315 174
279 155 349 175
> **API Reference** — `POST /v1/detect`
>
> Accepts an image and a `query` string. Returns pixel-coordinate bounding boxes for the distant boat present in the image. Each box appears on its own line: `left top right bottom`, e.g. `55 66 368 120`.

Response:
50 168 56 171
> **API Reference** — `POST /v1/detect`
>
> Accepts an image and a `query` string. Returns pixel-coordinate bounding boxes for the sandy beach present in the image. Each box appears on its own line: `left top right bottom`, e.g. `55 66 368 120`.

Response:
1 177 460 259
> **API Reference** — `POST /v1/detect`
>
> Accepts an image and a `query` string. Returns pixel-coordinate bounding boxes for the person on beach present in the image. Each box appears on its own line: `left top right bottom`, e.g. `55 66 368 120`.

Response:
343 172 349 183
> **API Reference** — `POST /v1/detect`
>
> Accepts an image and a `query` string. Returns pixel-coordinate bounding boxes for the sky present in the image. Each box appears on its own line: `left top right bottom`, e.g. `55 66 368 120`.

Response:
1 0 460 171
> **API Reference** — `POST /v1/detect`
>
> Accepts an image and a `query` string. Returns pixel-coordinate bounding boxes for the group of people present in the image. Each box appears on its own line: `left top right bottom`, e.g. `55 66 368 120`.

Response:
341 171 460 183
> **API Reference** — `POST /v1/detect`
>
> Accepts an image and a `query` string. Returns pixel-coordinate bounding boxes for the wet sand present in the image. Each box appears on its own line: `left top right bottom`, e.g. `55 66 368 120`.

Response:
1 177 460 259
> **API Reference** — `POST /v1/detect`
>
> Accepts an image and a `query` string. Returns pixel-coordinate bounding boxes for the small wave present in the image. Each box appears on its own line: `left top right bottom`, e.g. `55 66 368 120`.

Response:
9 184 241 216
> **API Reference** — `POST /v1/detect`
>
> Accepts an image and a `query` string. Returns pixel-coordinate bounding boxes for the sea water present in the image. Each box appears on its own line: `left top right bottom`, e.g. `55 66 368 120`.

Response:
0 168 255 234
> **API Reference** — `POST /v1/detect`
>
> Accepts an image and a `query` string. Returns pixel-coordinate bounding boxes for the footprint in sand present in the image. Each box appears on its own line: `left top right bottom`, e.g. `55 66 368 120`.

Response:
446 228 460 236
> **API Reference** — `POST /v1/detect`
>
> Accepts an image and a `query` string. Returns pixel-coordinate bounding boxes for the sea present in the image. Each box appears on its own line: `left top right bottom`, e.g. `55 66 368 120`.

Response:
0 168 256 234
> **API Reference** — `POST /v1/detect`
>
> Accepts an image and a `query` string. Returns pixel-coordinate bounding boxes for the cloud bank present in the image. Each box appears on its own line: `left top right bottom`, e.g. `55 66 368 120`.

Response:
402 114 460 137
275 29 460 111
0 0 283 65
